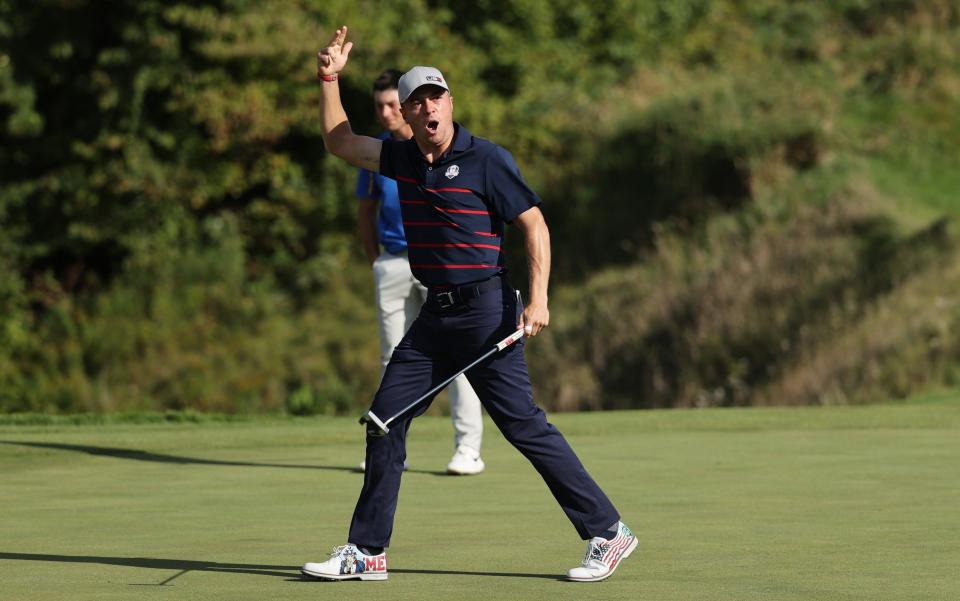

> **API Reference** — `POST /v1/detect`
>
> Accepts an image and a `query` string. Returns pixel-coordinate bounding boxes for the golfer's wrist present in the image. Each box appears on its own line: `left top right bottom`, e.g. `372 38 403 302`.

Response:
317 72 339 82
528 291 549 306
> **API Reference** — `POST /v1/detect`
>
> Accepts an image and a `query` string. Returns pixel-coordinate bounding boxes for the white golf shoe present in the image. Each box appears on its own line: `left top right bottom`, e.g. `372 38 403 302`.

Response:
567 522 638 582
301 544 388 581
445 444 485 475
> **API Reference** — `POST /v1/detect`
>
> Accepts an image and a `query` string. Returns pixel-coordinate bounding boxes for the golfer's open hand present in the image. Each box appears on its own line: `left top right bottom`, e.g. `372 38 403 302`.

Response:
519 302 549 337
318 26 353 77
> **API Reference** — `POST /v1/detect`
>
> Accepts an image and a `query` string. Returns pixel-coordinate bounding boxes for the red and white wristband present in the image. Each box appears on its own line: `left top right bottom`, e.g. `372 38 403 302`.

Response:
317 73 338 82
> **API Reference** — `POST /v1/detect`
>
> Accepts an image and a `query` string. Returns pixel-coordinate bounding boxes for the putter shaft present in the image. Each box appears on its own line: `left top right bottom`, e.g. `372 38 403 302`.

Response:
361 328 525 434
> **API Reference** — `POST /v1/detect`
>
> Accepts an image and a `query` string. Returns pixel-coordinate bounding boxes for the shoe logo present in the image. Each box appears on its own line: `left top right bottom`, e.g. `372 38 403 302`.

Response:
445 164 460 179
364 556 387 572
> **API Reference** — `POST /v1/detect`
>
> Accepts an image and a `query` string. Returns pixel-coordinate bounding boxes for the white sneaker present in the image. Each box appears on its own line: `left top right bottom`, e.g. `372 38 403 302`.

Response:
567 522 638 582
302 544 388 581
358 459 408 472
446 444 485 475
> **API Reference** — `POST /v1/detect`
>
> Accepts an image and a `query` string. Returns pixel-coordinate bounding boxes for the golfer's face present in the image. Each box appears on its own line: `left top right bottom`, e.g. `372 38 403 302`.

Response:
402 86 454 147
373 89 405 134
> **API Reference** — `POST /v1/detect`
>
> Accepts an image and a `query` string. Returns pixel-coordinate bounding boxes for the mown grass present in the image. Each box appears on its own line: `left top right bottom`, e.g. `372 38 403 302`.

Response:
1 397 958 601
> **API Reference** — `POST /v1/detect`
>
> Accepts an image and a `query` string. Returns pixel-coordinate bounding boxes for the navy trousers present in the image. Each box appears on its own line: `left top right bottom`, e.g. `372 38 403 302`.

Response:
348 282 620 548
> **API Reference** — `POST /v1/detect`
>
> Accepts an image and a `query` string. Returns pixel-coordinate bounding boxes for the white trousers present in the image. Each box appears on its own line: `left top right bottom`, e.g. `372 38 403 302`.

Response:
372 251 483 452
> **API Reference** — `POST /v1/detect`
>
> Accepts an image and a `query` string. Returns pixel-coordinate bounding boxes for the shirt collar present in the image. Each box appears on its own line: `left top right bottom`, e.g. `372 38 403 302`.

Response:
451 122 471 153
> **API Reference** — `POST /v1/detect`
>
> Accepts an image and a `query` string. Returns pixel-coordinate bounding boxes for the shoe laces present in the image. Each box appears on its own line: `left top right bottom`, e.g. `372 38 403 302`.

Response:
329 544 357 558
580 538 608 567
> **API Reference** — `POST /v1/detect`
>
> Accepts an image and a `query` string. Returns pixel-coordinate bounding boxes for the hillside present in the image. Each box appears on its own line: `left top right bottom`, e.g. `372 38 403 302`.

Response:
1 1 958 413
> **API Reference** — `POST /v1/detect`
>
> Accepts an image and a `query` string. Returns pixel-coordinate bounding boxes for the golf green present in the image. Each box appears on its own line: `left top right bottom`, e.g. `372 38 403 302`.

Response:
2 399 958 600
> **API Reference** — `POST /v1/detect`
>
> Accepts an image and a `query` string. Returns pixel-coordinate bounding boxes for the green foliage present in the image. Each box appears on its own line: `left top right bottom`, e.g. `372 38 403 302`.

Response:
1 0 959 413
3 212 379 414
530 173 959 410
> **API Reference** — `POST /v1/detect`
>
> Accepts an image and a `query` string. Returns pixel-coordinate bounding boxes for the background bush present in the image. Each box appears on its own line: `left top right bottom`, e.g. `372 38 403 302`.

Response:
1 0 958 413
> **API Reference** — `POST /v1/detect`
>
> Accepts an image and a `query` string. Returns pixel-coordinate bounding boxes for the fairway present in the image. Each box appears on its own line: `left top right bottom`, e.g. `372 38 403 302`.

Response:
2 400 959 601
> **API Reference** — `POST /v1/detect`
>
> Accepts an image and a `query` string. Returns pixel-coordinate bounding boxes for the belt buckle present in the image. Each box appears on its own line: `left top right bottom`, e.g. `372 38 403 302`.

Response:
436 290 456 308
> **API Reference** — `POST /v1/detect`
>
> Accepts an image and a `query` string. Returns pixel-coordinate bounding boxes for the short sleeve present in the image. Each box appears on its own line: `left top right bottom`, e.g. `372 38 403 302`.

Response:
355 168 377 200
484 146 542 223
379 138 401 180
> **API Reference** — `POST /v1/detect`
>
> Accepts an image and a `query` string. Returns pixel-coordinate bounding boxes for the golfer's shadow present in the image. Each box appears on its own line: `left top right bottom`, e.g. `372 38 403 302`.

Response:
0 552 296 584
0 552 562 583
0 441 447 475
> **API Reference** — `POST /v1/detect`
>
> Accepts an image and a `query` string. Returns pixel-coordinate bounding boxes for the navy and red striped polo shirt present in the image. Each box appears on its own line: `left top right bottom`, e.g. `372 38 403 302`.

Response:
379 123 541 287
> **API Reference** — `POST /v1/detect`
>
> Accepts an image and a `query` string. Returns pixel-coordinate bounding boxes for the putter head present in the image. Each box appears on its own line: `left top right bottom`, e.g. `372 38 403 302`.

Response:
359 410 390 436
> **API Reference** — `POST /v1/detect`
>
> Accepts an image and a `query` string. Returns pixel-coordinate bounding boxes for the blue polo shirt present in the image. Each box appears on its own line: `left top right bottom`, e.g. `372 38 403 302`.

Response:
379 123 541 287
356 132 408 255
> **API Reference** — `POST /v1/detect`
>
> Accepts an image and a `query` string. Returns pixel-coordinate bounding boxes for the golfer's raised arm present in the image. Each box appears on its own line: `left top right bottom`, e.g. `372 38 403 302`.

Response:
317 26 381 172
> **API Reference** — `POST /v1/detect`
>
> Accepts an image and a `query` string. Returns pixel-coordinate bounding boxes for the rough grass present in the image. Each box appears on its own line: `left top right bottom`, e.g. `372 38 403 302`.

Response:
1 397 958 601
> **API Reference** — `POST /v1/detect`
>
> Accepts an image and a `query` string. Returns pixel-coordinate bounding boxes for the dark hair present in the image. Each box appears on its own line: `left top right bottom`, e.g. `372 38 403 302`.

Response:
372 69 403 93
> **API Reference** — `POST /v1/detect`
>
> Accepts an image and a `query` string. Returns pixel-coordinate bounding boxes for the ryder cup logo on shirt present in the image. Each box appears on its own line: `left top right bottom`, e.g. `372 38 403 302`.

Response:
445 165 460 179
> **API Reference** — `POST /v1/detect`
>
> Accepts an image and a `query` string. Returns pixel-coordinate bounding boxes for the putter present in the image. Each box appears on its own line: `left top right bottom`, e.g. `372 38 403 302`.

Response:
360 328 526 435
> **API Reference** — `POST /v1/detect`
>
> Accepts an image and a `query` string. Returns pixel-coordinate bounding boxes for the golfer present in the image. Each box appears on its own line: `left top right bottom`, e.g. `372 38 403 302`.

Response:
355 68 485 476
303 26 636 583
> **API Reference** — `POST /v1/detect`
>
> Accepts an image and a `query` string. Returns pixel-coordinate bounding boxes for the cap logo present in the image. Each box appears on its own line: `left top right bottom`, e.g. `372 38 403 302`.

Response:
445 165 460 179
426 75 444 83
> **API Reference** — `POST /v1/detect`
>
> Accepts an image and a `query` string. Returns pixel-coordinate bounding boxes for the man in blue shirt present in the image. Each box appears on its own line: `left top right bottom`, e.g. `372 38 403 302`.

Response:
356 69 485 476
304 27 636 583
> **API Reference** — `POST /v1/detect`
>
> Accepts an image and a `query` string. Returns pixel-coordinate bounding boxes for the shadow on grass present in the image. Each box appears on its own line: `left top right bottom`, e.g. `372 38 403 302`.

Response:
0 552 562 583
0 552 296 583
0 441 448 476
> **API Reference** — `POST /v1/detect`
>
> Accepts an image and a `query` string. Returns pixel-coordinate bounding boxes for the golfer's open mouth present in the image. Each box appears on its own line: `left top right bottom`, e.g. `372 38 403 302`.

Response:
426 120 439 135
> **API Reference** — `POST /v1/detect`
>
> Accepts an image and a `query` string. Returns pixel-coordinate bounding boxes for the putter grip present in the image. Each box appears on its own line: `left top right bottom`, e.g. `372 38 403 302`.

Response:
496 328 525 351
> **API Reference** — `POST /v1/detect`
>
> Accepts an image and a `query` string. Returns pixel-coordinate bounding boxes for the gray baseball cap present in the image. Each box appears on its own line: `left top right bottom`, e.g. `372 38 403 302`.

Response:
398 66 450 103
